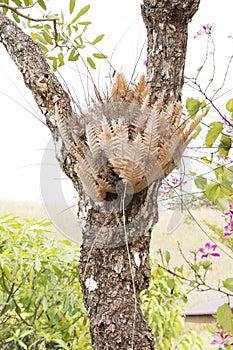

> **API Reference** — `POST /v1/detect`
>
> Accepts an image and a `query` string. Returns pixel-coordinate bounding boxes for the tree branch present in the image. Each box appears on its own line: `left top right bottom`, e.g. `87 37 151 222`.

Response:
0 3 58 44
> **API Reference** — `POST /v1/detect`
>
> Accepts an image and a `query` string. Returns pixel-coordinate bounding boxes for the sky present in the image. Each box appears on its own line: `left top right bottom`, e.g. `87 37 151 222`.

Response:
0 0 233 211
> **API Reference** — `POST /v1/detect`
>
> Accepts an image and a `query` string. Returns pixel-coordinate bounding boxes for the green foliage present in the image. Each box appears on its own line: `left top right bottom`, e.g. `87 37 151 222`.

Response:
186 98 201 119
140 261 203 350
194 175 207 190
226 98 233 116
223 278 233 293
217 303 233 333
0 214 92 349
0 1 107 71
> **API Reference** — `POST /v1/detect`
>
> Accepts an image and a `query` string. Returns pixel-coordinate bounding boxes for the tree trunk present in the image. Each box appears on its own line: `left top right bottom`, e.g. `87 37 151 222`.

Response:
142 0 200 103
0 1 200 349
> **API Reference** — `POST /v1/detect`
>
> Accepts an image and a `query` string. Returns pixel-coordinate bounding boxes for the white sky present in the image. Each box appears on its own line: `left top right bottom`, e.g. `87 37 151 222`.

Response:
0 0 233 209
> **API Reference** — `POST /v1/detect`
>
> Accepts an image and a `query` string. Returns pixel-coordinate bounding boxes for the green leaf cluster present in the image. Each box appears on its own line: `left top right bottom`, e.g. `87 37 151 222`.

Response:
0 1 107 71
216 303 233 335
195 165 233 211
140 260 203 350
0 214 92 349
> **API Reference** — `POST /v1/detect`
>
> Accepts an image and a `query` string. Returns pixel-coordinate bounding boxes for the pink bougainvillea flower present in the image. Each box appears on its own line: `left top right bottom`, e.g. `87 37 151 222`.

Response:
199 242 220 259
211 331 233 346
194 23 212 39
143 59 148 66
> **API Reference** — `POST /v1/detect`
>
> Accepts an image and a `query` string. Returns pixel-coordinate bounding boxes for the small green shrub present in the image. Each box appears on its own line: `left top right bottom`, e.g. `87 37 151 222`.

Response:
0 214 91 349
141 259 203 350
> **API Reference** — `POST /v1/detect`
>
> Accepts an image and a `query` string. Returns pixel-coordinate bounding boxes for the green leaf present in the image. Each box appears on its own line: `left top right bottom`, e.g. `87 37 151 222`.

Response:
225 166 233 182
78 21 92 26
35 34 48 45
3 264 12 280
42 296 48 311
69 0 76 14
167 278 175 290
201 156 213 164
218 134 232 157
35 256 41 272
87 56 96 69
68 48 79 61
58 52 65 67
194 176 207 190
226 98 233 112
216 303 233 333
216 197 231 211
205 122 223 148
91 34 105 45
12 0 22 6
93 53 108 59
186 98 201 118
219 179 233 196
42 31 53 45
12 11 20 23
205 182 220 201
71 4 90 24
165 251 171 264
18 340 28 350
38 0 47 10
2 7 9 14
223 278 233 292
200 259 212 270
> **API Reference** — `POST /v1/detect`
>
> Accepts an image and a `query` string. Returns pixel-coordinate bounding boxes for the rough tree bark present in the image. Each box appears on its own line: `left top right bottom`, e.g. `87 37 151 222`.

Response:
0 1 200 349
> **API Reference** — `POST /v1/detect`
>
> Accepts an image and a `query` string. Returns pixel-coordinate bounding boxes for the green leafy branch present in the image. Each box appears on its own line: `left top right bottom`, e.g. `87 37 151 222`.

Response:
0 0 107 71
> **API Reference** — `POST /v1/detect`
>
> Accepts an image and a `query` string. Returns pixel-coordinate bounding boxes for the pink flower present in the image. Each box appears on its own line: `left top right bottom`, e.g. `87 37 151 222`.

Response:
199 242 220 259
211 331 233 346
143 59 148 66
224 203 233 236
224 223 233 236
194 23 212 39
171 177 179 184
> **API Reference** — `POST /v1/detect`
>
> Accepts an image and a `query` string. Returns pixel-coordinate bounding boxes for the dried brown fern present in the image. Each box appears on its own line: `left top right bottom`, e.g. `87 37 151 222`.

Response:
56 73 207 202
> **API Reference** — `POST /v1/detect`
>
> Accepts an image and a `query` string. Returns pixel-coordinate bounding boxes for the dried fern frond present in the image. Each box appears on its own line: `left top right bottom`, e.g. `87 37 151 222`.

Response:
183 109 207 145
133 74 150 105
111 73 131 102
57 73 208 202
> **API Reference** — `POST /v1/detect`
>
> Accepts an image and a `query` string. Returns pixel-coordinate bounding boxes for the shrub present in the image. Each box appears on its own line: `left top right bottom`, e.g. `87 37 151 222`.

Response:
0 215 91 349
141 259 203 349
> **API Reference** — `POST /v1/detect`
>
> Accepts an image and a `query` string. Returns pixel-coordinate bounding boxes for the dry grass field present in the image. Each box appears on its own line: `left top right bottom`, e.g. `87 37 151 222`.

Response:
0 199 232 349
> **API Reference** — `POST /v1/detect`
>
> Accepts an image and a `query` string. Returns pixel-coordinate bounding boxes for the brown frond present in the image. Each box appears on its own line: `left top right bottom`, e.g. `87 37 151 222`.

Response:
171 102 183 126
94 84 103 104
111 72 131 102
133 74 150 105
96 178 116 193
152 91 165 111
142 106 160 157
183 109 207 145
64 73 209 202
78 159 105 201
86 123 101 158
